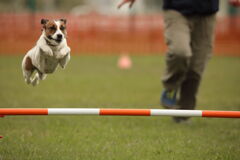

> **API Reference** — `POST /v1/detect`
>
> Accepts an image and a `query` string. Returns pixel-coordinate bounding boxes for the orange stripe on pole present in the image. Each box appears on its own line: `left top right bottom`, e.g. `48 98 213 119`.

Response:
0 109 48 115
100 109 151 116
202 110 240 118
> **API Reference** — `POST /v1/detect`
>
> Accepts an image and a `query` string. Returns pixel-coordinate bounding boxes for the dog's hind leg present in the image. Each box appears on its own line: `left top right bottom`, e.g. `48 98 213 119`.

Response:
38 71 47 80
39 73 47 80
31 71 47 86
22 56 34 84
31 72 40 86
23 69 32 84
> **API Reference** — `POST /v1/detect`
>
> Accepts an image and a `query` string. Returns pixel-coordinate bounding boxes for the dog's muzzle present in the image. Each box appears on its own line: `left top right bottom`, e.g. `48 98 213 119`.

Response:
56 34 63 43
47 35 62 43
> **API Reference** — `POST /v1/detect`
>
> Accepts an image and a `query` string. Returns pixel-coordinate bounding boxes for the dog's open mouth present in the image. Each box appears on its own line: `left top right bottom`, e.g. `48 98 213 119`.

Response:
47 36 62 43
55 39 62 43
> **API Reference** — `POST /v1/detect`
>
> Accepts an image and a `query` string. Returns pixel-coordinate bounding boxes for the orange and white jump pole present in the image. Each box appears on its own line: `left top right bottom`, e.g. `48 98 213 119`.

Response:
0 108 240 118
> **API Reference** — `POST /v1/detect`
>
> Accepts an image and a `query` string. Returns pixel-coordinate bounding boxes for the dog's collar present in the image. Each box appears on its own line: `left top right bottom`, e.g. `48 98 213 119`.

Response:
44 38 58 47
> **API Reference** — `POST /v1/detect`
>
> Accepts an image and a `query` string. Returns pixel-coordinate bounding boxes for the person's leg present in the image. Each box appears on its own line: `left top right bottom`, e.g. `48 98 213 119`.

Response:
172 70 201 123
161 10 192 108
178 14 216 111
162 10 192 89
178 70 200 110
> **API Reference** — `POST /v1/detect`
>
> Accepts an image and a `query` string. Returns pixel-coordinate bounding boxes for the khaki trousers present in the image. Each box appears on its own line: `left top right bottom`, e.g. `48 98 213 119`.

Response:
162 10 216 109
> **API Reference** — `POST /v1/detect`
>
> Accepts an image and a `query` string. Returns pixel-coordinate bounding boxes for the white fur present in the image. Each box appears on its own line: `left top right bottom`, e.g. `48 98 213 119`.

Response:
22 20 71 86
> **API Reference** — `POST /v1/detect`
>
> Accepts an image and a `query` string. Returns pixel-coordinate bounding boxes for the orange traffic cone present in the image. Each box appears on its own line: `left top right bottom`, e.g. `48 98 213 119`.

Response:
117 54 132 69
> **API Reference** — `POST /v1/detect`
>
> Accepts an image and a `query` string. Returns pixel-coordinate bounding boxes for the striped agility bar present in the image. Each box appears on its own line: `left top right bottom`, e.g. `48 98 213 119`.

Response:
0 108 240 118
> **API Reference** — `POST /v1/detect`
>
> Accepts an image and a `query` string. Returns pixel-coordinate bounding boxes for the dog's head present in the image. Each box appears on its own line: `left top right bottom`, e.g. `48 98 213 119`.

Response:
41 19 67 45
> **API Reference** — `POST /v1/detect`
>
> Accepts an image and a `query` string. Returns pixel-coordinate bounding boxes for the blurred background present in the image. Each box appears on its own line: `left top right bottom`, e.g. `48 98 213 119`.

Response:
0 0 239 56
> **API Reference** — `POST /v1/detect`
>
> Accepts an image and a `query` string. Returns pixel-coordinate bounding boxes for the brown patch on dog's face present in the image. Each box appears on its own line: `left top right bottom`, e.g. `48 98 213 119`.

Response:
43 20 58 38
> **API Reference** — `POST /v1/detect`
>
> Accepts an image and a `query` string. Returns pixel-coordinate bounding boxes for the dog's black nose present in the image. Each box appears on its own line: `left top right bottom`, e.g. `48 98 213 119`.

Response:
57 34 62 39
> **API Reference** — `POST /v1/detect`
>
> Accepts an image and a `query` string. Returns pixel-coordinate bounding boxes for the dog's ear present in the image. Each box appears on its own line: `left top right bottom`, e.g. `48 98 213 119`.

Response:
60 19 67 24
41 19 49 25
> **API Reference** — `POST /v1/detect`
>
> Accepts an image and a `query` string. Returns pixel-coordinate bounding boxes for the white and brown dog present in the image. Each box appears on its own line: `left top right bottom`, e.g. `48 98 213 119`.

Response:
22 19 71 86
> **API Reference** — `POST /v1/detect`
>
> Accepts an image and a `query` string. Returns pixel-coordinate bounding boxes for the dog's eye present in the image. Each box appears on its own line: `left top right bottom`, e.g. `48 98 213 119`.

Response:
60 26 65 30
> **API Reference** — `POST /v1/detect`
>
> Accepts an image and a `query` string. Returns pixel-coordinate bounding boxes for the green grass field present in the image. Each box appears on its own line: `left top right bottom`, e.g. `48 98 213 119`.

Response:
0 55 239 160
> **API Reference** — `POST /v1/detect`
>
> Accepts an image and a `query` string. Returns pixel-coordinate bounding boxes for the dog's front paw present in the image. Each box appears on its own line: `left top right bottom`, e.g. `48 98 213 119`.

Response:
40 46 53 56
56 47 70 59
55 52 65 59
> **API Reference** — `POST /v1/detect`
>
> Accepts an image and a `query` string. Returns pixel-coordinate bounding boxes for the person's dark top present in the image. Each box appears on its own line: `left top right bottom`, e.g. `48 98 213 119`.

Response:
163 0 219 15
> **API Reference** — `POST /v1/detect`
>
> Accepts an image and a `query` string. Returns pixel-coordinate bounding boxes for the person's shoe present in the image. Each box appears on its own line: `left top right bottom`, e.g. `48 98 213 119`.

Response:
161 89 177 109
